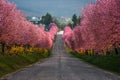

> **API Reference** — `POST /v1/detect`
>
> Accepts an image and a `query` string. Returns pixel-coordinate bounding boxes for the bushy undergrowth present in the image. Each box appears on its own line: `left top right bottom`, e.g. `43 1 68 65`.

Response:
68 50 120 75
0 46 52 77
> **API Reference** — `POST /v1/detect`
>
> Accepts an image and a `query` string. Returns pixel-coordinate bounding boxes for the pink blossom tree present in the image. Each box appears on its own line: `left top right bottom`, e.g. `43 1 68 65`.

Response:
49 23 58 41
0 0 54 53
80 0 120 54
62 26 74 49
62 0 120 55
72 26 84 51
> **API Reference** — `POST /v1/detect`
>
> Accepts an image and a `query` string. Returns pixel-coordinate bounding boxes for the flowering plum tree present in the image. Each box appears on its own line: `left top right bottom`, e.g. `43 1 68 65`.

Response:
62 26 74 49
0 0 55 53
62 0 120 55
49 23 58 41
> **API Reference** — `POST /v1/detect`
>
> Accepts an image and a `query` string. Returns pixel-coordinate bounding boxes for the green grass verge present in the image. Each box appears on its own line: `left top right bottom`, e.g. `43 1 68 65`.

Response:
69 51 120 75
0 52 51 77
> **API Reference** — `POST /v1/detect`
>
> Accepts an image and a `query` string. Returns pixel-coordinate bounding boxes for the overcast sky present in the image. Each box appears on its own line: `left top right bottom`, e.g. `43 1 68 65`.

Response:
9 0 96 17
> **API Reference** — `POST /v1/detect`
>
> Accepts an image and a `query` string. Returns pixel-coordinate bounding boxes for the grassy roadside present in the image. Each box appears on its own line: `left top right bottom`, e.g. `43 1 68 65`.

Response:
0 51 51 77
69 51 120 75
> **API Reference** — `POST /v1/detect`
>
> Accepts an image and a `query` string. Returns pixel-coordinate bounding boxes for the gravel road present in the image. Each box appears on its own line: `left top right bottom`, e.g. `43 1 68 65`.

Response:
1 35 120 80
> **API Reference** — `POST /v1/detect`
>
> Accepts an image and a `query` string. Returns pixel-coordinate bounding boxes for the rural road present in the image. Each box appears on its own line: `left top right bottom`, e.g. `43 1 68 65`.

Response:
1 35 120 80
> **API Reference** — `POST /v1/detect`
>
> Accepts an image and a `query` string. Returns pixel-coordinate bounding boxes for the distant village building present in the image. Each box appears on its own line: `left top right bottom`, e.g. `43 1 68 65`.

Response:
26 16 41 25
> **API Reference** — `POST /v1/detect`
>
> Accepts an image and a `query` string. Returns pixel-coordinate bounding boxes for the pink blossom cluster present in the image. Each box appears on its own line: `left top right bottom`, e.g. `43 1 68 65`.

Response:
62 0 120 54
48 23 58 41
0 0 57 49
62 26 74 49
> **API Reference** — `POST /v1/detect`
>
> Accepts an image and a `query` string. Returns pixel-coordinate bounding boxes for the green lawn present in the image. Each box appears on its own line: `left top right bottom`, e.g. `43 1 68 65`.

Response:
0 52 51 77
69 51 120 75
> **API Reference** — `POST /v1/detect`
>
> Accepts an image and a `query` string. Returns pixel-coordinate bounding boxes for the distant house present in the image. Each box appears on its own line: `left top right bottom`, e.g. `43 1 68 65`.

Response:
26 16 41 25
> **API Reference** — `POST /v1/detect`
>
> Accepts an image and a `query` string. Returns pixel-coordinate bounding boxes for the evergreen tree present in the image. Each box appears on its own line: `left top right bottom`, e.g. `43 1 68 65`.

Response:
72 14 77 28
41 13 53 31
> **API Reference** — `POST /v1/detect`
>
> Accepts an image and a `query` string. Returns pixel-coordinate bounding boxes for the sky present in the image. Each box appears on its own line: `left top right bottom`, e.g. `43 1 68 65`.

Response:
9 0 96 18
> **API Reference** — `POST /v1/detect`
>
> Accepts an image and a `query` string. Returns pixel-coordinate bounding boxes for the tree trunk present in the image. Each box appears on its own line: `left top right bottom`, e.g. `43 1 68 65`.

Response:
2 43 5 54
106 50 110 55
115 48 118 55
85 50 88 55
